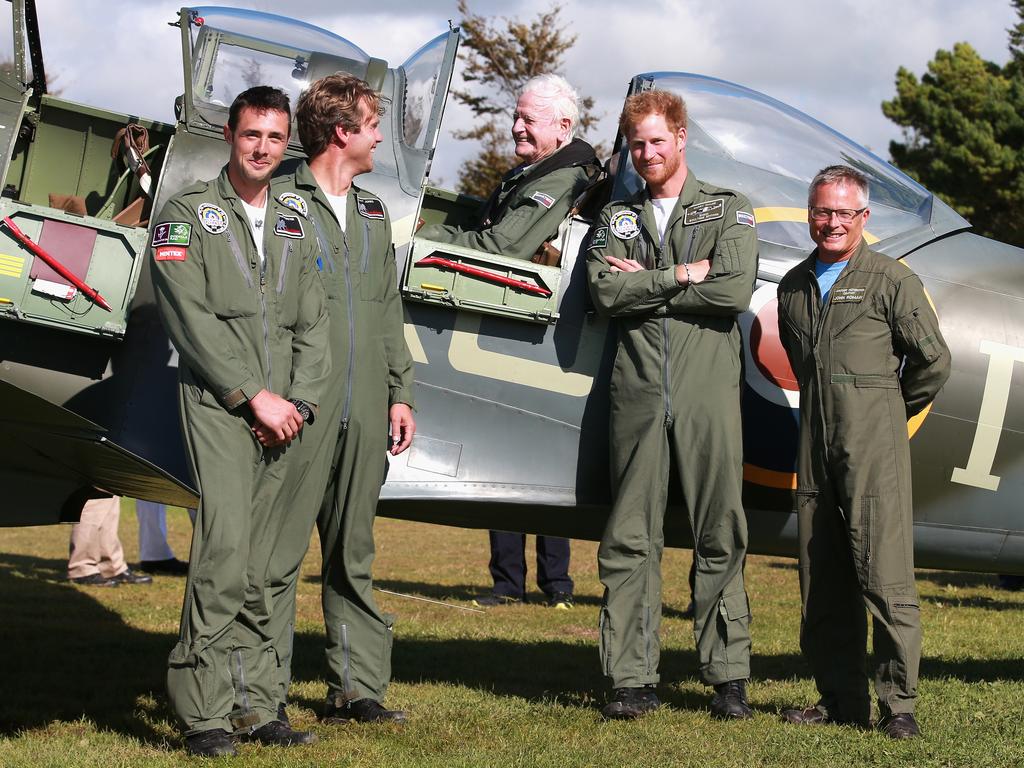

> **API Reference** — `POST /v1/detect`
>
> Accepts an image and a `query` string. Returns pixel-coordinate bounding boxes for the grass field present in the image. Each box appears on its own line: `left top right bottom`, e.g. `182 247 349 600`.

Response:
1 502 1023 767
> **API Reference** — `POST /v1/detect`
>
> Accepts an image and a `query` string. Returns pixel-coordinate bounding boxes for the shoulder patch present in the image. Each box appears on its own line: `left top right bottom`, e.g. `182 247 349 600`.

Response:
589 226 608 250
530 191 556 209
274 213 305 239
610 210 641 240
277 192 308 217
736 210 756 228
154 246 187 262
152 222 192 247
197 203 229 234
684 198 725 226
356 197 385 220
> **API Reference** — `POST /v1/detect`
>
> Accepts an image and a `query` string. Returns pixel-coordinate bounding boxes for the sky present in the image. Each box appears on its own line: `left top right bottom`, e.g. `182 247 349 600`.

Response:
25 0 1021 186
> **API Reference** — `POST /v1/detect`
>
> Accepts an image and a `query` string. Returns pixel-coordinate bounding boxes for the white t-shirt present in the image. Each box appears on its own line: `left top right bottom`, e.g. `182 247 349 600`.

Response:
325 192 348 233
651 196 679 245
240 197 267 266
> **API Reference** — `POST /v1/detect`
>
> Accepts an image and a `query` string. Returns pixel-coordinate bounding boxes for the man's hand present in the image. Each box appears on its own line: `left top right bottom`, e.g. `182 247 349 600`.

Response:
388 403 415 456
607 255 645 273
249 389 304 447
674 258 712 286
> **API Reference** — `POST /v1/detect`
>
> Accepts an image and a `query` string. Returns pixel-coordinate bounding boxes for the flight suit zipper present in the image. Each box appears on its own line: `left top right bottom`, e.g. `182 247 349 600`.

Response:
258 243 272 391
660 224 702 427
808 273 828 465
340 231 355 433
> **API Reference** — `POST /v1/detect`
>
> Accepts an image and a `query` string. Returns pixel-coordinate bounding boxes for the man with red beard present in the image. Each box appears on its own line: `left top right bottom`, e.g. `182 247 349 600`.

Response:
587 89 758 721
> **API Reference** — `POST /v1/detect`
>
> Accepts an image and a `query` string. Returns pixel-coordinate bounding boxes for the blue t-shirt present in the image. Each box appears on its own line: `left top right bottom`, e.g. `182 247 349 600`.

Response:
814 258 848 305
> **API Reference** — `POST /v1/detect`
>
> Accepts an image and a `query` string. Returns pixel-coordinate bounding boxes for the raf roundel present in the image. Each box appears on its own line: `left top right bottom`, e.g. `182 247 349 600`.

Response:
197 203 229 234
610 210 641 240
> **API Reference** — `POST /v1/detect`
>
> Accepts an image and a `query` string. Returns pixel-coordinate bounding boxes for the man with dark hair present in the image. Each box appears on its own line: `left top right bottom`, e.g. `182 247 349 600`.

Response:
152 85 330 756
777 165 950 739
587 89 757 721
267 73 416 726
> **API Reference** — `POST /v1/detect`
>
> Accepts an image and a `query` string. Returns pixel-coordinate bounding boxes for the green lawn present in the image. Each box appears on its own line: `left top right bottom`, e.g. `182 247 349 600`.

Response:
1 503 1022 767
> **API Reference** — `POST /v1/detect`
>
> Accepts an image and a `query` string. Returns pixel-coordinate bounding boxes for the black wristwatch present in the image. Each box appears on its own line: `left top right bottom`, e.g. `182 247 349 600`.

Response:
289 398 315 425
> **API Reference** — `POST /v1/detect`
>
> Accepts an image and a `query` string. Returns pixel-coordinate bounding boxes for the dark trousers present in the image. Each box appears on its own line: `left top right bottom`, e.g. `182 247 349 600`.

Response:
488 531 573 598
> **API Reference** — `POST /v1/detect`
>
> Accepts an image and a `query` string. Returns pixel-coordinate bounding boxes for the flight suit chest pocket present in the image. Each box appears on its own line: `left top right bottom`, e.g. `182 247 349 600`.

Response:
206 232 257 318
274 240 299 327
829 293 891 373
358 221 384 303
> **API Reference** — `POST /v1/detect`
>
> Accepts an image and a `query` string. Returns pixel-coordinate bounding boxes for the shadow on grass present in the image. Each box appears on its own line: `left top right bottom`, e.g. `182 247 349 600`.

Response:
0 552 177 742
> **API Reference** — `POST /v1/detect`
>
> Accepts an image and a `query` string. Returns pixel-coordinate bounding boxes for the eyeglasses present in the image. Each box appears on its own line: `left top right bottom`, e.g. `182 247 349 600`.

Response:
809 206 867 223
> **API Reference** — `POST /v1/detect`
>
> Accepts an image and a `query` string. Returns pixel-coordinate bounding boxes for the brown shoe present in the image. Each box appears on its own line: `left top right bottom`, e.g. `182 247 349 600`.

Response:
877 712 920 740
782 704 869 729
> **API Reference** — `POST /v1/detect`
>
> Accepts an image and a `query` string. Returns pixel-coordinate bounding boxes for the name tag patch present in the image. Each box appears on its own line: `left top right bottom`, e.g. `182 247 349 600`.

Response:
610 210 641 240
530 191 555 209
278 192 308 216
274 214 305 239
154 246 187 261
684 198 725 225
736 210 756 228
152 222 192 247
197 203 229 234
357 198 385 219
589 226 608 250
831 287 866 303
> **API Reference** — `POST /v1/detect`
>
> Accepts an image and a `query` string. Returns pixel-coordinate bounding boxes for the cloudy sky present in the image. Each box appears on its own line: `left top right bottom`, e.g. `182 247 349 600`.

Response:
28 0 1020 185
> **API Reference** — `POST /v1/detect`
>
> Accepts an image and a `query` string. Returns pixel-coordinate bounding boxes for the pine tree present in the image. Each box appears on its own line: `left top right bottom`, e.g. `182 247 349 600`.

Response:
452 0 602 198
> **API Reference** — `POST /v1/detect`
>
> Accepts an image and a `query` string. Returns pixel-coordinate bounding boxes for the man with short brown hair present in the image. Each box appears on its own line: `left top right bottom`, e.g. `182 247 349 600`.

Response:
267 73 416 726
587 89 758 721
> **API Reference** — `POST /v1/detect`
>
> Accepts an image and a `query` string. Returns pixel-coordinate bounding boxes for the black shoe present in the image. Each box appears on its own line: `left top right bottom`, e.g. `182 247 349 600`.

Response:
547 591 574 609
323 697 407 725
240 719 318 746
710 680 752 720
70 573 119 587
472 593 523 607
877 712 920 739
141 558 189 575
110 567 153 585
185 728 237 757
600 686 661 720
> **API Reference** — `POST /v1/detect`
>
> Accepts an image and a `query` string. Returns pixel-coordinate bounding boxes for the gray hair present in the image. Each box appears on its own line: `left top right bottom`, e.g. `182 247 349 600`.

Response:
808 165 870 207
520 73 580 138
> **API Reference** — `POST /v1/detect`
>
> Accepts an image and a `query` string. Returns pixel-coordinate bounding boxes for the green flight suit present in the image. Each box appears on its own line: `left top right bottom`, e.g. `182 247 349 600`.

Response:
586 173 757 689
151 167 330 735
265 163 415 709
777 242 951 721
419 137 599 260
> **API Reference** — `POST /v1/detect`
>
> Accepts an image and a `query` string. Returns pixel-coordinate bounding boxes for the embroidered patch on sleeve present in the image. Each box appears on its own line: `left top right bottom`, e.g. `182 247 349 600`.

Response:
152 222 192 247
736 210 756 228
589 226 608 250
274 213 305 239
530 191 556 209
356 198 385 219
154 246 187 261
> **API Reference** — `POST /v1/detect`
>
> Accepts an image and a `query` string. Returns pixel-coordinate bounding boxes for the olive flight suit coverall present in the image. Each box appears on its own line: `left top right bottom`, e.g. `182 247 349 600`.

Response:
420 138 600 597
419 137 600 262
266 164 416 710
151 167 330 735
777 242 951 722
587 173 757 689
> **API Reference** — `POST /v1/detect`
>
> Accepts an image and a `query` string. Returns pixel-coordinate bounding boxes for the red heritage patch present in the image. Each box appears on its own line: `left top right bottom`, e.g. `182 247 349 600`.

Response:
155 246 188 261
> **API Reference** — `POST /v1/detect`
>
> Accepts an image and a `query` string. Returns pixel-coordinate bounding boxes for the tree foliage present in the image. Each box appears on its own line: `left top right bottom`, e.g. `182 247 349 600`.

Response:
882 2 1024 245
452 0 602 198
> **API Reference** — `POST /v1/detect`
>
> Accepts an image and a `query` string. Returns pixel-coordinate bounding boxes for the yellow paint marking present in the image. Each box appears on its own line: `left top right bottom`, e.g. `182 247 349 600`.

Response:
448 312 602 397
0 252 25 277
752 206 880 244
743 463 797 490
404 322 428 365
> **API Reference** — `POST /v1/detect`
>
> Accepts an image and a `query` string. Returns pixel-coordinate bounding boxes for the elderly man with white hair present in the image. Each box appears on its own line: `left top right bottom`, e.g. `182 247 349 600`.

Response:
420 72 601 262
421 74 601 608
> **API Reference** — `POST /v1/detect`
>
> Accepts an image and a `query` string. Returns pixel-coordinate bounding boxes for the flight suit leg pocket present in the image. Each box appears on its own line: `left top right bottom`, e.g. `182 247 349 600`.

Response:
862 496 909 590
167 642 216 722
599 605 615 678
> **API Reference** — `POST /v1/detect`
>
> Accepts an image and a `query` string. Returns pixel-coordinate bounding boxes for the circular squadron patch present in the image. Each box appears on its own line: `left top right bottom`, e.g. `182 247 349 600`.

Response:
277 192 308 217
197 203 229 234
610 210 641 240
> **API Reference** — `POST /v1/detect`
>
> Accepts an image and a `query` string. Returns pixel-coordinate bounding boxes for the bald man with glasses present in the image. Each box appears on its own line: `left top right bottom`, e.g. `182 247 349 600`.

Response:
776 165 951 739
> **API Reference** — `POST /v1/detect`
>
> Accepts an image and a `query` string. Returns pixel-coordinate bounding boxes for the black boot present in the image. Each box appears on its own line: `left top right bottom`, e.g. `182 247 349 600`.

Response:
185 728 237 757
600 686 661 720
709 680 752 720
240 719 318 746
323 697 407 724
